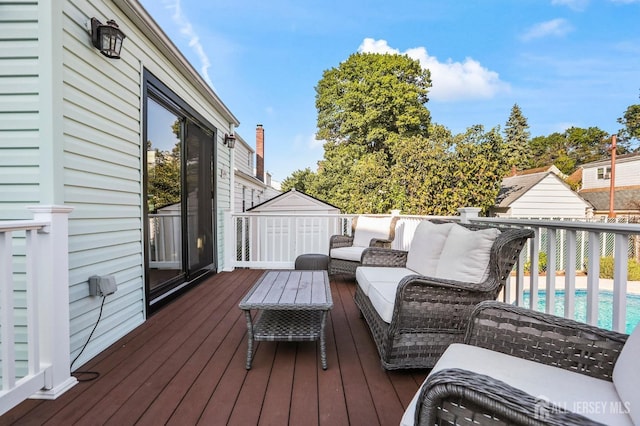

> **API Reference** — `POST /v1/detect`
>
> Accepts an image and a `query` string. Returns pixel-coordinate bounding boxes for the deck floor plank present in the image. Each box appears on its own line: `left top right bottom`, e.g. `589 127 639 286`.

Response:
289 343 319 426
4 270 429 426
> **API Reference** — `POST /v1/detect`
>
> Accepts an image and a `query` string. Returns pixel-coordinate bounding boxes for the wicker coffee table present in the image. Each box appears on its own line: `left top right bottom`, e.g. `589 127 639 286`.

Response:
239 270 333 370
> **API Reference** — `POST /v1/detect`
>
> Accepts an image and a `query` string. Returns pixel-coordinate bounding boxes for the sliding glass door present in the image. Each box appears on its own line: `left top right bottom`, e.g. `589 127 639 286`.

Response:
144 72 216 310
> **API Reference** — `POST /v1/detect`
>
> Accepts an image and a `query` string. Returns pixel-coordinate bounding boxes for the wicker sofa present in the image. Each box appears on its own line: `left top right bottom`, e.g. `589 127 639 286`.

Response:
401 300 637 426
354 220 533 369
328 215 399 277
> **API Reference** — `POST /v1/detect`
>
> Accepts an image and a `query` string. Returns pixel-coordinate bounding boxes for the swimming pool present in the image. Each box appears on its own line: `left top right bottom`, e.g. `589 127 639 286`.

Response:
522 290 640 334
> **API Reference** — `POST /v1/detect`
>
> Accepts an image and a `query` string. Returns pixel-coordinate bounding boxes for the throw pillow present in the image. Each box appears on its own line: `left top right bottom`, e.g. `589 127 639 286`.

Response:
352 216 394 247
434 224 501 283
405 221 454 276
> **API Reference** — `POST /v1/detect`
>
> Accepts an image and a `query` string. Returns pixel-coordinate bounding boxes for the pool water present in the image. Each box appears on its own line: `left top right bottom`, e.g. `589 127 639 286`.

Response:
522 290 640 334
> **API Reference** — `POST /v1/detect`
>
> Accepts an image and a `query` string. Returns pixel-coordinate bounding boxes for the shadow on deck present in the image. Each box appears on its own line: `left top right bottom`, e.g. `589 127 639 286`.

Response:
4 269 428 425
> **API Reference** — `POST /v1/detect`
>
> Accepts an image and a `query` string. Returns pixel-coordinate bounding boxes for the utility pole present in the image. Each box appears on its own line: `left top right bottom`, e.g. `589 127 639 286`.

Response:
608 134 617 219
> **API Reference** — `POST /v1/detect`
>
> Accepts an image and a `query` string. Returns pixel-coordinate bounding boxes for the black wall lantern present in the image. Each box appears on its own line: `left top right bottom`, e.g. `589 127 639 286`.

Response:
224 133 236 149
90 18 126 59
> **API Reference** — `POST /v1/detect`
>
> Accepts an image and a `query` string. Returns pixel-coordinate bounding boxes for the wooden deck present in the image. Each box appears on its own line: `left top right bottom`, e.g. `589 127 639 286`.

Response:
4 269 429 425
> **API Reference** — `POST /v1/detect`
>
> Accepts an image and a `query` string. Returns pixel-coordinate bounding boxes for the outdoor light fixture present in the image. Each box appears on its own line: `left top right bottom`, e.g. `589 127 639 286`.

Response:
90 18 126 59
224 133 236 149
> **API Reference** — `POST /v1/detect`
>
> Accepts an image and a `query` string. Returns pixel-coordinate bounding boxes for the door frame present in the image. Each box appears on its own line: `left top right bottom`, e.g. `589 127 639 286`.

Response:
142 70 218 314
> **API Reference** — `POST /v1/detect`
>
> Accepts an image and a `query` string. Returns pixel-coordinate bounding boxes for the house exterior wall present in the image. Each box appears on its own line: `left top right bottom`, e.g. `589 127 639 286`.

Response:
1 0 238 368
502 175 590 218
582 157 640 190
233 137 262 212
0 1 56 220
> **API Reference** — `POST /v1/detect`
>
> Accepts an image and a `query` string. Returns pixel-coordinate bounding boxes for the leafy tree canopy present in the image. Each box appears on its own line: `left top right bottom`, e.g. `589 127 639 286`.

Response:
281 168 317 193
528 126 609 174
618 103 640 150
315 52 432 156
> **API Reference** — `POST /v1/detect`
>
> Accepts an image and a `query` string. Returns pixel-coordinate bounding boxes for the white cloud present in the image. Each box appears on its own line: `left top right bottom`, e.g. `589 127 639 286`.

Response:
163 0 214 89
520 18 573 41
358 38 509 101
551 0 589 11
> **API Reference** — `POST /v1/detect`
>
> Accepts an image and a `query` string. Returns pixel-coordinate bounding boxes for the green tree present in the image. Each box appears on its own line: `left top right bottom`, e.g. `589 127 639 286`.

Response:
281 168 317 193
389 125 452 215
389 124 506 215
148 141 181 211
527 127 609 174
447 126 507 215
618 103 640 151
315 52 431 154
311 52 432 212
503 104 531 170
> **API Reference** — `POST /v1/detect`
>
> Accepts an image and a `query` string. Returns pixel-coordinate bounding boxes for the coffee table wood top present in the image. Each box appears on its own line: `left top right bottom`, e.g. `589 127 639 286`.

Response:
239 270 332 310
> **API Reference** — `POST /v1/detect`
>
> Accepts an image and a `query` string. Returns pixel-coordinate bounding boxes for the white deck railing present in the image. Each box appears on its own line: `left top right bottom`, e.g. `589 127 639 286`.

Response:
0 206 76 416
224 210 640 334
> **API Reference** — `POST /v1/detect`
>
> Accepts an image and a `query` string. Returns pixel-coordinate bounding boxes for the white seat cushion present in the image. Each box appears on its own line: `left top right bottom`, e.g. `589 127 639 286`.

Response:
352 216 393 247
613 322 640 425
355 266 414 297
356 267 415 324
405 221 454 276
330 246 366 262
401 343 632 426
434 225 501 283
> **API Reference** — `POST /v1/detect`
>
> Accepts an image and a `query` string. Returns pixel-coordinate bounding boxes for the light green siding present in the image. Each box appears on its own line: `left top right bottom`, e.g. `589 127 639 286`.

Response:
0 1 41 219
1 0 237 370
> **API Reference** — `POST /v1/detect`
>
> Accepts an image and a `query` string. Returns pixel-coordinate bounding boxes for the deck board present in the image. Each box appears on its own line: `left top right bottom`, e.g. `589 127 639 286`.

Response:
4 270 429 426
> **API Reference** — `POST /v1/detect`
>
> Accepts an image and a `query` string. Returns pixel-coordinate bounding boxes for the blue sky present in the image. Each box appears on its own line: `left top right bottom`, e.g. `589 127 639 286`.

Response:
138 0 640 182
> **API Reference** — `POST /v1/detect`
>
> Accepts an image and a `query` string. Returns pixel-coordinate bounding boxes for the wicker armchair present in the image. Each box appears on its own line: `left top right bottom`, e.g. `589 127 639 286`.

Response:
402 301 635 426
354 221 533 369
328 215 399 277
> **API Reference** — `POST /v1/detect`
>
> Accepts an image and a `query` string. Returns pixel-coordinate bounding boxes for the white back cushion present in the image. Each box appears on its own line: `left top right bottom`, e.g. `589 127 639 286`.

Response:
434 225 500 283
613 322 640 425
405 221 454 276
352 216 393 247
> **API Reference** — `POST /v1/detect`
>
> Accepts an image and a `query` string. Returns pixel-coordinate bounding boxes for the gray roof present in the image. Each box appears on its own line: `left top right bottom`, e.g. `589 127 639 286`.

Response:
580 153 640 168
579 188 640 211
495 172 549 207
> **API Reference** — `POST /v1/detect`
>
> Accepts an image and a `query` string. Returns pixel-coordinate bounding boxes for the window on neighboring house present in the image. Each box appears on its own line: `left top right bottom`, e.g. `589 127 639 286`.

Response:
597 167 611 179
242 186 246 212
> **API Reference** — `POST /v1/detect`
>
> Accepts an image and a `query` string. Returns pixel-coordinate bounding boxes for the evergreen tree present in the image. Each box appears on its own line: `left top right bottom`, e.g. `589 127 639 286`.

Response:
503 104 531 170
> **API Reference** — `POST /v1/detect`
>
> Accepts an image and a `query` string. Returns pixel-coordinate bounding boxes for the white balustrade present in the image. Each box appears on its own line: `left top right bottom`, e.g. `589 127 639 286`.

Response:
0 206 76 415
225 211 640 333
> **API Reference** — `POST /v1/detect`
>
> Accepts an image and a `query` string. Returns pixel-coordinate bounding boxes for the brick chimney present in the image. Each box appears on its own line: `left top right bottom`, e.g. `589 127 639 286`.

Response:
256 124 264 182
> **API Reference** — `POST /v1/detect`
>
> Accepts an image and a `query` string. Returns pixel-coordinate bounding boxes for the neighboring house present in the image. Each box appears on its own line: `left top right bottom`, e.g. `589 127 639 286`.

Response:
247 189 340 215
578 153 640 218
233 125 281 212
246 189 340 260
492 166 592 218
1 0 241 386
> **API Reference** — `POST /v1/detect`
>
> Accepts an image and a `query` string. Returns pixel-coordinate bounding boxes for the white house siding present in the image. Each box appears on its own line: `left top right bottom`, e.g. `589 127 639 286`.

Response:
58 0 236 366
582 157 640 190
507 175 590 218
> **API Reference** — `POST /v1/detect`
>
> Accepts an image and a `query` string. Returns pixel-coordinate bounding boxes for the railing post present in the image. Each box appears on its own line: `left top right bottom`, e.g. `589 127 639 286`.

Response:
586 231 601 327
223 209 234 272
612 233 629 333
27 205 77 399
457 207 480 224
